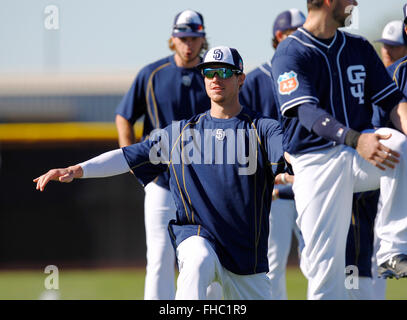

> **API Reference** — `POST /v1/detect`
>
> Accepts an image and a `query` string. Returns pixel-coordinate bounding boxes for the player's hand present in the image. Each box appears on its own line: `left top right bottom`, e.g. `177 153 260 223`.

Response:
275 172 294 185
33 165 83 191
356 133 400 171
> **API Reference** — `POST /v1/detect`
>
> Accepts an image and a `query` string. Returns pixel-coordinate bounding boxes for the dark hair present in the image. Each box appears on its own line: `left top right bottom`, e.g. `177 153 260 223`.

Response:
307 0 325 11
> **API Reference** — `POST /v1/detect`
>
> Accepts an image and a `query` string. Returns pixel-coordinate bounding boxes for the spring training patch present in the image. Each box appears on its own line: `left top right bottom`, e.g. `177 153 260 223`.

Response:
278 71 299 95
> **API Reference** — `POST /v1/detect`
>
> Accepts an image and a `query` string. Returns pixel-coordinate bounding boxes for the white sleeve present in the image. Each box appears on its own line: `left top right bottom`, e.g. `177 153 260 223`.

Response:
78 149 131 178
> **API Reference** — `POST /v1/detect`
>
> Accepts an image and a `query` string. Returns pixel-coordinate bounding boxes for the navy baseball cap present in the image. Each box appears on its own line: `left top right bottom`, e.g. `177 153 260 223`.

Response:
197 46 244 72
273 9 306 36
172 9 205 38
376 20 407 46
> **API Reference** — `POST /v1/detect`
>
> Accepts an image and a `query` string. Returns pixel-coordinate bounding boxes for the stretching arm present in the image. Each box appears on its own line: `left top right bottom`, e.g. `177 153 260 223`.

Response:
34 149 130 191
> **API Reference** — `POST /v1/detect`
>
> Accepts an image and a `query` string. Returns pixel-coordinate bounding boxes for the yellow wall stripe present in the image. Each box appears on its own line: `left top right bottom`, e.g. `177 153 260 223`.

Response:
0 122 143 142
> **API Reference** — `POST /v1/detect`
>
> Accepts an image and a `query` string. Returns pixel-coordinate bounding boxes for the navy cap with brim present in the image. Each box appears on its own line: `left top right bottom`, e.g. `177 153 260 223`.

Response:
197 46 244 72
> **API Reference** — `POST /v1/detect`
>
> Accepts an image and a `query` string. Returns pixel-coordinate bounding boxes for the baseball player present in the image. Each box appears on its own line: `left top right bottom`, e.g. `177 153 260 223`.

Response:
371 4 407 299
375 20 407 68
34 46 286 300
114 9 222 299
271 0 407 299
239 8 306 300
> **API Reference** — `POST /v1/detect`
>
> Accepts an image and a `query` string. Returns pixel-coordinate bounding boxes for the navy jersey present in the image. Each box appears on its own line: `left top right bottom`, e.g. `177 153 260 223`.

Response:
115 54 210 188
122 107 285 275
372 55 407 128
271 28 401 154
239 62 280 121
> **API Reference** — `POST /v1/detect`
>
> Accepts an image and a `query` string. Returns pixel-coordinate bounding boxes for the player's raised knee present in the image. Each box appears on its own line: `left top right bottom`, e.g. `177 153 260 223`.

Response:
377 128 407 153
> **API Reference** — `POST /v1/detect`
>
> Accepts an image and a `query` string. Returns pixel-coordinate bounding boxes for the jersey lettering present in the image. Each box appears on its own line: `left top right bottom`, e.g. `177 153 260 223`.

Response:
347 65 366 104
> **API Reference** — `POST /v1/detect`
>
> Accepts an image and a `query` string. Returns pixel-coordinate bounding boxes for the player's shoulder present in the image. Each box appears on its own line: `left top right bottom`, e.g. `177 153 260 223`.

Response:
179 110 209 128
244 63 272 87
246 62 272 78
340 30 371 47
240 107 281 131
272 29 316 63
274 29 305 55
388 55 407 80
138 55 174 76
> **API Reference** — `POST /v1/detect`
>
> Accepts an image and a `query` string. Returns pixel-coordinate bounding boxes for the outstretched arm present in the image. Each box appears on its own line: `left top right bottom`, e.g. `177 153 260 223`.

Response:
33 149 130 192
34 165 83 191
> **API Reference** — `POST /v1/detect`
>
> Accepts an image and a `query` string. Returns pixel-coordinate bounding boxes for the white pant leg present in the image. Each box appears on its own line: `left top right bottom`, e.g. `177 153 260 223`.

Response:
175 236 221 300
144 182 177 300
222 270 273 300
370 195 387 300
347 277 375 300
175 236 272 300
206 282 223 300
354 128 407 265
267 198 297 300
291 147 354 300
371 230 387 299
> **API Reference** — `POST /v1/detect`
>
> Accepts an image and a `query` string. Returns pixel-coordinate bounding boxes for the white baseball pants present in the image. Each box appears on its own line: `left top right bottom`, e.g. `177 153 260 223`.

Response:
175 236 273 300
144 182 223 300
144 182 177 300
371 227 387 300
267 197 302 299
290 128 407 300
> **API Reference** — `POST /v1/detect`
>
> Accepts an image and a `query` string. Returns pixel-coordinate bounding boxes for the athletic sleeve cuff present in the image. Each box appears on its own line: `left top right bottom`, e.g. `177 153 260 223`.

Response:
344 129 361 149
79 149 130 178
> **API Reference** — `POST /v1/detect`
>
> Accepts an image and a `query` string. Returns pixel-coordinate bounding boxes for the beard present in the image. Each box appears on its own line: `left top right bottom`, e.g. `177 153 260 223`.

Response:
332 4 353 28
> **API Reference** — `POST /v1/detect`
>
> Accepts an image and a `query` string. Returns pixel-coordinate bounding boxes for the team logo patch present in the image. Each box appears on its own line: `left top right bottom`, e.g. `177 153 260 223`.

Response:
278 71 299 95
213 49 223 61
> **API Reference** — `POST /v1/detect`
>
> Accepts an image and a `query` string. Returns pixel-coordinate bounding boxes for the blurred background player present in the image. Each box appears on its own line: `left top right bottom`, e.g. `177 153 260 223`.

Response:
239 8 306 300
376 20 407 68
114 9 221 300
371 5 407 300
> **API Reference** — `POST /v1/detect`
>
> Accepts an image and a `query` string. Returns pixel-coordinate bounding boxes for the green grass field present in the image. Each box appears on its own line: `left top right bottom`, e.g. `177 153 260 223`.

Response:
0 267 405 300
